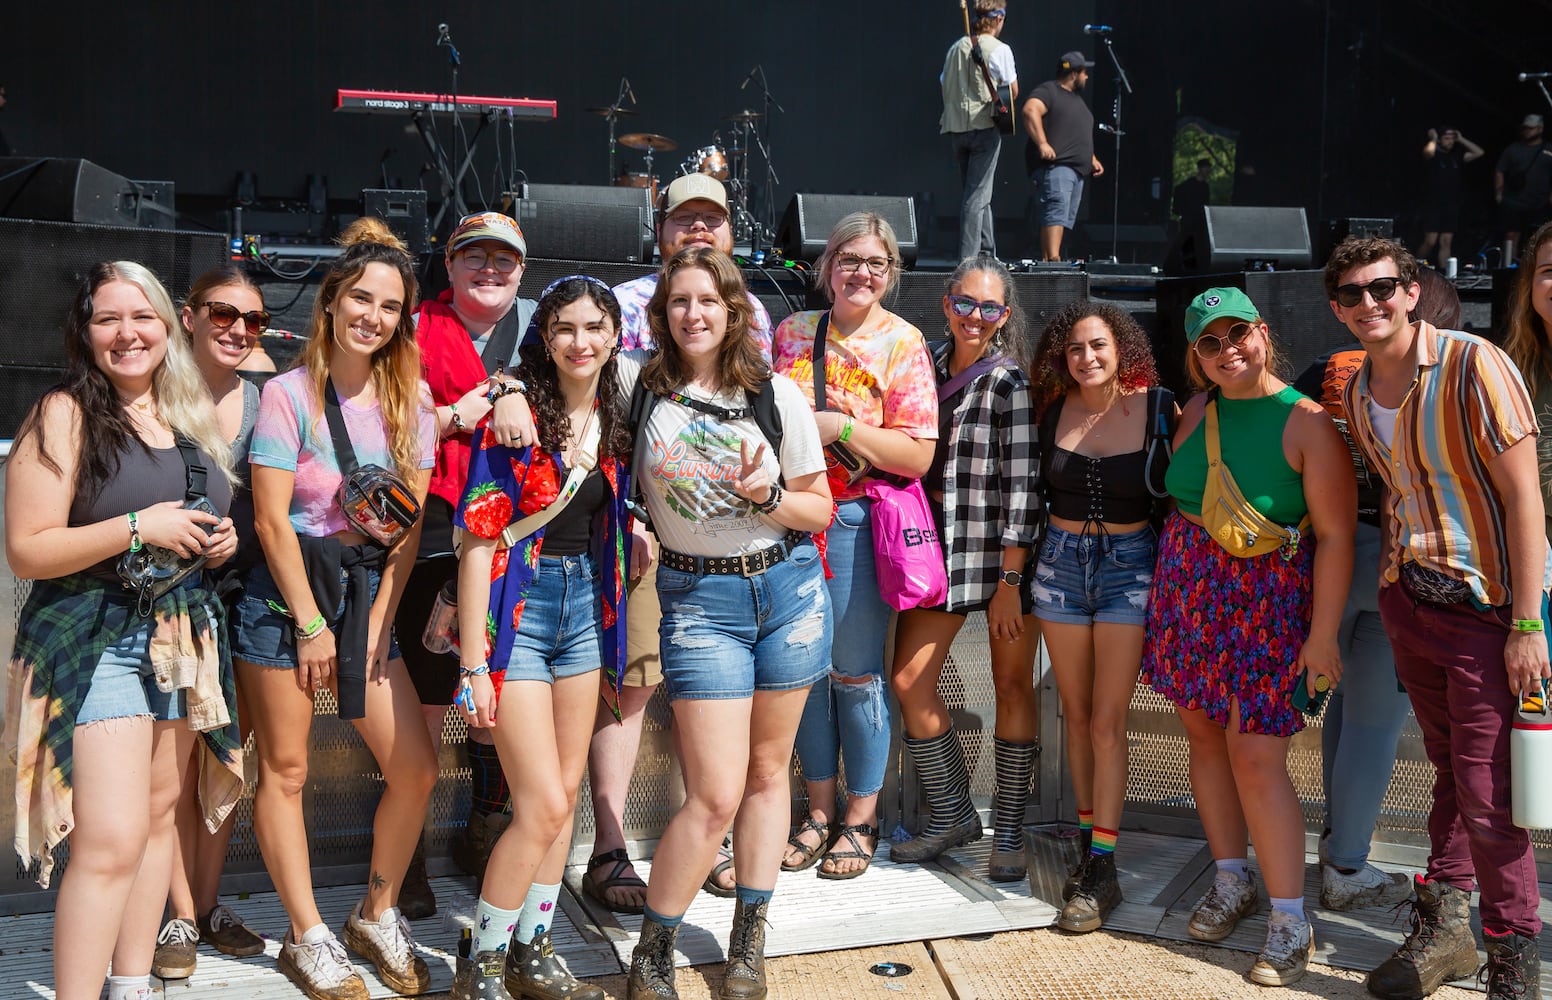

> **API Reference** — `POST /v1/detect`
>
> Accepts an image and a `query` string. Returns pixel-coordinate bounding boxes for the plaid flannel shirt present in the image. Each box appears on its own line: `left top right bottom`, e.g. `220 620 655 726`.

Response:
934 346 1042 611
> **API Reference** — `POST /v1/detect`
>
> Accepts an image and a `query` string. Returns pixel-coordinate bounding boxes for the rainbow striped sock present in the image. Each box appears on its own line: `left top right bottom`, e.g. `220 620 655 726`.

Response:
1077 810 1094 833
1090 826 1118 856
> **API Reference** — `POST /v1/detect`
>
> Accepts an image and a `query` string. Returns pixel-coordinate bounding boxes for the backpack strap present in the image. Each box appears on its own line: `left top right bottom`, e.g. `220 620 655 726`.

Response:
1036 394 1065 498
322 379 361 477
173 436 209 501
812 312 829 411
1144 385 1176 500
751 378 785 486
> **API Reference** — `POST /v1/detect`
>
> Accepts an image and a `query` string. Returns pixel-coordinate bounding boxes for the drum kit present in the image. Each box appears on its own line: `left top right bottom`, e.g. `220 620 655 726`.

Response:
586 102 771 247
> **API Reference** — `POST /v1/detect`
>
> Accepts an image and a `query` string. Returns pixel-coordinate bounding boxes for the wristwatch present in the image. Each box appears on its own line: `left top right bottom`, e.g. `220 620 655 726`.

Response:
999 569 1023 588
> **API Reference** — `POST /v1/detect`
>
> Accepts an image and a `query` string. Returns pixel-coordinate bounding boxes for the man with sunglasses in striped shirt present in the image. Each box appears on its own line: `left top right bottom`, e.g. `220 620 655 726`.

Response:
1328 236 1549 1000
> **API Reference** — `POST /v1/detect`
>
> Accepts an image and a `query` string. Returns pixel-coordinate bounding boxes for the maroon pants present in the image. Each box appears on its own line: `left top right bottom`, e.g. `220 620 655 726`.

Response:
1378 579 1543 937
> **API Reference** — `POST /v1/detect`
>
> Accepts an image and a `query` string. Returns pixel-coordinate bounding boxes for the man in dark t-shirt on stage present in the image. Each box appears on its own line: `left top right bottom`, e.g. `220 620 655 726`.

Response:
1021 51 1105 260
1495 113 1552 260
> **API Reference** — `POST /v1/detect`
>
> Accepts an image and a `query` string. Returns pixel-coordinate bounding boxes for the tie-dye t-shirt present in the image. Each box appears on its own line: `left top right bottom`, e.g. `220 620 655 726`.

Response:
771 309 939 501
616 352 826 557
248 368 437 536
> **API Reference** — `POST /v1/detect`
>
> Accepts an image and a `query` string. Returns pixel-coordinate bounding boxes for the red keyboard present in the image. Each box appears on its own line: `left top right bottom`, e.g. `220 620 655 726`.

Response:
335 89 556 121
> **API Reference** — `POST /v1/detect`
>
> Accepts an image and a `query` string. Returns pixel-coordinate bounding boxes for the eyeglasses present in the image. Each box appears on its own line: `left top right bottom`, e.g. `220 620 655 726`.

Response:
202 301 270 336
836 253 894 277
1333 276 1403 308
946 294 1010 323
1193 321 1256 360
666 210 728 228
459 248 522 272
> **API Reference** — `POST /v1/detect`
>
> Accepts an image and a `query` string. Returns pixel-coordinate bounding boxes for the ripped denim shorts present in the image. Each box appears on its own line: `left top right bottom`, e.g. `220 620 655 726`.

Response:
1031 523 1157 627
656 537 833 700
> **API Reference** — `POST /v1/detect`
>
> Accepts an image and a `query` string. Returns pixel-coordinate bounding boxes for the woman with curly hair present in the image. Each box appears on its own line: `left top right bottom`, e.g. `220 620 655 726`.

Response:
450 276 633 1000
1502 220 1552 543
1026 300 1174 933
889 256 1041 882
234 218 438 1000
1143 287 1353 986
5 261 242 1000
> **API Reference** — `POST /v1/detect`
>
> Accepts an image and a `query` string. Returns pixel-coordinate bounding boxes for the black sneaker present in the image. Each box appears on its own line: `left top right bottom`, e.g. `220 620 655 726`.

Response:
1057 853 1122 933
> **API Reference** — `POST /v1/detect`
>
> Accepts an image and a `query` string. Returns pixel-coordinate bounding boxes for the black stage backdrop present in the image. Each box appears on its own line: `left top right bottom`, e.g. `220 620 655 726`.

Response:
1 2 1548 261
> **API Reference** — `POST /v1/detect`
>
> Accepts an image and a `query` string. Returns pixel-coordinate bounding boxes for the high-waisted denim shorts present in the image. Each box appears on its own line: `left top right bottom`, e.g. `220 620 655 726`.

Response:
1032 523 1157 627
501 553 604 683
232 562 401 668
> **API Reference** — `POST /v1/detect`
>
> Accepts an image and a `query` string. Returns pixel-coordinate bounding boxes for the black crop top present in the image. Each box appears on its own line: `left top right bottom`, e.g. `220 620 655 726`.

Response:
539 468 607 556
1044 447 1152 524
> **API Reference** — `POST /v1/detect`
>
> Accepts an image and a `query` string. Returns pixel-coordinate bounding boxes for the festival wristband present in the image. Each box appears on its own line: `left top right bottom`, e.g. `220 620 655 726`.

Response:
448 402 465 432
127 511 143 553
296 614 328 640
1512 618 1545 633
838 417 855 443
460 663 491 676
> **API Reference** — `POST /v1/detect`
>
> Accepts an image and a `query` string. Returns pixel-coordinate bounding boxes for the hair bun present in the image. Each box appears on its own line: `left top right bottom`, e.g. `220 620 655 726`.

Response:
338 216 408 254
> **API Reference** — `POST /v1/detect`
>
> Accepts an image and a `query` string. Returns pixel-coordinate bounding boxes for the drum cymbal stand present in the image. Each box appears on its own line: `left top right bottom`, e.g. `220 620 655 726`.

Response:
604 78 637 182
738 65 784 253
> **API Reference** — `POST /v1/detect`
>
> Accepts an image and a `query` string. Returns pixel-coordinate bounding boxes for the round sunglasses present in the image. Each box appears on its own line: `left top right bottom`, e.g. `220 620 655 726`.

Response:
202 301 271 336
1193 321 1256 360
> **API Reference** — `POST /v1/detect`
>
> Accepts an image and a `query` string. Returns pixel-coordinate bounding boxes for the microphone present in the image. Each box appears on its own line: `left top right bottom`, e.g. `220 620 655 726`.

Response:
1084 23 1113 34
436 23 449 44
740 65 759 91
1520 72 1552 81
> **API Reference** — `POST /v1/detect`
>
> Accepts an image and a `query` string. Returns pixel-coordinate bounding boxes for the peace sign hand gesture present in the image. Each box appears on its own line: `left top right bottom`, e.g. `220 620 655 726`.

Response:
733 439 772 507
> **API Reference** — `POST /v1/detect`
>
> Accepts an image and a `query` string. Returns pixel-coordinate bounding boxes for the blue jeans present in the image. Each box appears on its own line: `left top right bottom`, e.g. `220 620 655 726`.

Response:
1320 522 1413 869
793 499 893 797
503 554 605 683
657 538 831 700
952 127 1001 260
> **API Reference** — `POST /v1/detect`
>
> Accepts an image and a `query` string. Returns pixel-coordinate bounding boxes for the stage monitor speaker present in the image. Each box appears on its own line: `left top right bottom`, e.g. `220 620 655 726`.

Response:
1173 206 1312 275
1154 269 1350 395
0 219 228 370
776 193 919 268
361 189 429 255
510 184 654 263
1322 217 1394 263
884 268 1089 356
0 157 146 228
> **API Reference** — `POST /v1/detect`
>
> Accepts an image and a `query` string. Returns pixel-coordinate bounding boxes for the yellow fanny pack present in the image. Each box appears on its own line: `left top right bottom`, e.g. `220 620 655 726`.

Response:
1201 398 1310 559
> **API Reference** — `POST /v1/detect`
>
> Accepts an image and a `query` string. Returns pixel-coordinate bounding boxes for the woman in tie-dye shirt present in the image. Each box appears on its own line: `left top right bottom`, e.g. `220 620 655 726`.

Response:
771 211 939 881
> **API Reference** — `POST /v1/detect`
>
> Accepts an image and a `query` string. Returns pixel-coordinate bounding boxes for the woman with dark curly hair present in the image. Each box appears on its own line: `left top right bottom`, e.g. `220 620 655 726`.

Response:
889 256 1041 883
450 276 633 1000
1026 300 1174 933
1143 287 1353 986
1502 220 1552 543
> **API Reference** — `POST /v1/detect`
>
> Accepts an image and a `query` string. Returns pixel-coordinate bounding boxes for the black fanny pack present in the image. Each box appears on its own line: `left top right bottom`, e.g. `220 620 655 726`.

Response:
1400 561 1474 606
117 438 217 617
324 380 421 547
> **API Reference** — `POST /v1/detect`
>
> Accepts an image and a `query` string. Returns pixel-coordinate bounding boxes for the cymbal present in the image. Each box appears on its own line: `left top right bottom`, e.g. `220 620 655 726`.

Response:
619 132 678 152
586 104 638 118
722 110 765 124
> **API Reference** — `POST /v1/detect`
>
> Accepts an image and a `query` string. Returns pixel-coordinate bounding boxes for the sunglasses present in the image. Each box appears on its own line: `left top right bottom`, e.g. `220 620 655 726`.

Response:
946 294 1010 323
1333 276 1404 308
1193 321 1256 360
202 301 270 336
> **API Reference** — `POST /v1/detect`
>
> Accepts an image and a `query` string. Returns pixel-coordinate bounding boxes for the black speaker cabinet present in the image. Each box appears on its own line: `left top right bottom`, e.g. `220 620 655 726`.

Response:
1154 269 1351 395
1173 206 1313 275
0 219 228 369
776 193 919 267
510 184 654 263
361 189 429 255
0 365 67 439
0 157 144 228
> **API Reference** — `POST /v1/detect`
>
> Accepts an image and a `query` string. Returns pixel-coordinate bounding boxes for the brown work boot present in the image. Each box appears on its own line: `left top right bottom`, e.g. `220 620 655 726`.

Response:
1480 929 1542 1000
627 915 680 999
1366 877 1479 999
720 897 769 1000
453 808 512 882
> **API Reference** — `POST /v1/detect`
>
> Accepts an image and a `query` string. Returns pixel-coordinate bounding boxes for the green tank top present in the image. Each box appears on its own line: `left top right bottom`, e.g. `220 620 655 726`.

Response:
1166 386 1309 525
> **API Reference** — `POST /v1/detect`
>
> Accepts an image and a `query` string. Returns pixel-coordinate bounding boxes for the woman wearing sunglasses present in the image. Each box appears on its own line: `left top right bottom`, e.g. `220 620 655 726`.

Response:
451 276 632 1000
771 212 939 880
889 257 1040 882
393 212 537 913
150 265 273 980
1143 287 1353 986
1025 300 1174 933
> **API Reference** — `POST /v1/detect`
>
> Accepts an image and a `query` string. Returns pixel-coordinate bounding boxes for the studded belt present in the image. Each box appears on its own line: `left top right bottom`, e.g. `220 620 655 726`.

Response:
659 532 805 577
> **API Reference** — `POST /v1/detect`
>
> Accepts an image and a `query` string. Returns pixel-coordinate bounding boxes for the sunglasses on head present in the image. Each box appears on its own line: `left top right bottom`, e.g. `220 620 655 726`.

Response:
1193 321 1256 360
1333 276 1404 308
203 301 270 336
946 294 1010 323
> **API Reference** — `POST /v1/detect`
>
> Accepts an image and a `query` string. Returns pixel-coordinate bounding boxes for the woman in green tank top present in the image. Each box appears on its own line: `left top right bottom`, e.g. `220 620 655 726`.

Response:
1142 287 1355 987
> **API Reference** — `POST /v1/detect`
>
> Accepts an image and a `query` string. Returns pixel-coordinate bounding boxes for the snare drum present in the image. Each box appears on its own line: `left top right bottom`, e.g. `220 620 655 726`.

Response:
690 145 729 180
613 172 658 205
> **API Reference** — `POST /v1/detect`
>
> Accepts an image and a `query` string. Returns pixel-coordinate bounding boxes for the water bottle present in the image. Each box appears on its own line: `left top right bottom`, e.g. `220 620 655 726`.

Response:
1511 681 1552 829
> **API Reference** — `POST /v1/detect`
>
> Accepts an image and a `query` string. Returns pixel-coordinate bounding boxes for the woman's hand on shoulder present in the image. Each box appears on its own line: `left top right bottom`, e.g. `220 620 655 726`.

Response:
489 390 537 449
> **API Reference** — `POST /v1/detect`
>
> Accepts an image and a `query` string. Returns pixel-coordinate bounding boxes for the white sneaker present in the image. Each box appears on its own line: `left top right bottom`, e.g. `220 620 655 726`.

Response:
343 903 431 996
1187 869 1260 942
278 925 367 1000
1249 909 1315 986
1320 862 1413 911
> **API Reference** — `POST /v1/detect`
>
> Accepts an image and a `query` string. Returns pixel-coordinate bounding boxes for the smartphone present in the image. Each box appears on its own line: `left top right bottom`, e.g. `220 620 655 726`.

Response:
1292 668 1331 716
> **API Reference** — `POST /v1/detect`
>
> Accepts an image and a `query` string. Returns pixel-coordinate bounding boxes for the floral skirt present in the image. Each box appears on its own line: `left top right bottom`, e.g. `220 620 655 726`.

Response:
1142 512 1313 737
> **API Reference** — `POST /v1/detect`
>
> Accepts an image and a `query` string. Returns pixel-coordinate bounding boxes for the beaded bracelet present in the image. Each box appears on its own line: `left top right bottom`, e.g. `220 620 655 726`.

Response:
485 379 527 405
754 484 784 514
296 614 328 640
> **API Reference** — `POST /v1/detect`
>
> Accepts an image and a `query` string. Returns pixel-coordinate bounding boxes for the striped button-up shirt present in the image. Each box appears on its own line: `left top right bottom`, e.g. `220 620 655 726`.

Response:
1343 321 1549 607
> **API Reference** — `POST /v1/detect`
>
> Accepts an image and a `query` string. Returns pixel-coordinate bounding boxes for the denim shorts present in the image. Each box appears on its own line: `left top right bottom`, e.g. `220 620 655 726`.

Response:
232 562 401 668
503 554 604 683
1032 523 1156 627
76 618 189 724
1033 164 1084 229
657 537 832 700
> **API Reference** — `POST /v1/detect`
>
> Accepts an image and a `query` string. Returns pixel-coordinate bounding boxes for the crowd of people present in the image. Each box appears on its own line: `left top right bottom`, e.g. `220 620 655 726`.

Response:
4 166 1550 1000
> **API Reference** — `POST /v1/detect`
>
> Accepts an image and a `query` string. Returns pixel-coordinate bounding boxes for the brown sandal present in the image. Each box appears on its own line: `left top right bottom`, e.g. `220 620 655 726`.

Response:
582 848 647 915
780 817 832 872
702 836 736 897
817 823 878 881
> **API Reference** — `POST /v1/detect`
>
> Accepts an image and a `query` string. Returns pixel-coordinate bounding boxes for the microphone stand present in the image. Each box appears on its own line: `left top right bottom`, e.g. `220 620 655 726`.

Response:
744 65 785 252
1096 33 1133 263
607 77 632 183
1528 72 1552 113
